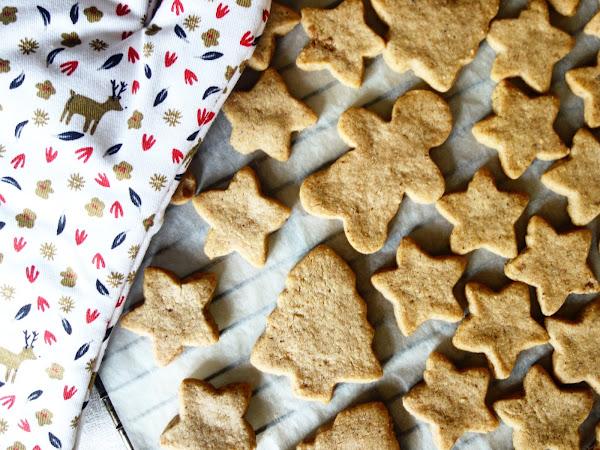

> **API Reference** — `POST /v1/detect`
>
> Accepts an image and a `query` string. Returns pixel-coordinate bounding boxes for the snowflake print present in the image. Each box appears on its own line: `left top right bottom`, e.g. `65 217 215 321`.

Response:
59 296 75 313
89 39 108 51
126 271 136 284
163 109 182 127
150 174 167 191
107 272 124 288
184 14 201 31
143 42 154 58
0 285 15 301
0 418 7 434
0 145 5 159
128 245 140 259
140 14 147 26
32 109 49 127
19 37 39 55
71 416 79 429
67 173 85 191
85 358 97 372
40 242 57 260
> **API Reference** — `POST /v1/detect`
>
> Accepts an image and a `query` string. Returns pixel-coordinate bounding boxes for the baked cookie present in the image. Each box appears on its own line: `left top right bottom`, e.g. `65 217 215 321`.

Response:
436 167 529 257
296 0 385 88
548 0 579 16
249 2 300 71
222 68 318 161
566 54 600 128
159 379 256 449
120 267 219 367
504 216 600 316
453 282 549 379
192 166 291 268
546 298 600 393
250 245 382 403
472 80 568 179
595 422 600 450
170 168 197 206
296 402 399 449
493 365 593 450
300 90 451 254
371 237 466 336
371 0 499 92
585 4 600 38
403 351 498 450
486 0 575 93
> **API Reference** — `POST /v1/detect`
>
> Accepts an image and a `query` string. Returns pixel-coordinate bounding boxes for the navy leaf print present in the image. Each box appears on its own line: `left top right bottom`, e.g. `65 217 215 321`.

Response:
15 120 28 138
1 177 21 190
74 343 90 360
49 431 62 448
105 143 122 156
82 400 89 410
10 72 25 90
253 35 261 46
57 131 84 141
153 88 168 106
46 48 65 66
111 232 126 249
0 381 4 388
99 54 124 70
175 173 184 181
57 214 66 235
62 318 72 335
174 24 187 41
37 6 51 26
129 188 141 207
70 3 79 24
27 390 43 401
187 130 199 141
96 279 109 296
144 64 152 79
103 326 113 342
201 51 223 60
0 222 5 231
203 86 220 100
15 304 31 320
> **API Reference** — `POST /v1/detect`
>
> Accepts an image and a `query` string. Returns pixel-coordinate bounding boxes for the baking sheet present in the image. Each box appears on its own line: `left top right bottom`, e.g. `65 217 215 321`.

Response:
98 0 600 447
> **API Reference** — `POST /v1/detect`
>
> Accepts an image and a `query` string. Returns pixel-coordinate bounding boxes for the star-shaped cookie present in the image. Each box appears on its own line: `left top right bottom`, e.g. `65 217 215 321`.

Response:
296 0 385 88
371 237 466 336
371 0 499 92
548 0 579 16
436 167 529 258
249 2 300 71
542 129 600 225
493 365 593 450
159 379 256 449
193 166 291 268
546 298 600 393
504 216 600 316
453 282 549 379
486 0 575 93
472 80 569 179
403 351 498 450
566 54 600 128
222 68 318 161
595 422 600 450
120 267 219 367
585 6 600 38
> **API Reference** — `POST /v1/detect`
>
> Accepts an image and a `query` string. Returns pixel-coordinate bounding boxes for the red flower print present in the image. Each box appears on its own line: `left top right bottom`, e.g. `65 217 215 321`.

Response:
121 31 133 40
13 237 26 252
172 148 183 163
75 147 93 163
197 108 215 126
128 46 139 63
116 296 125 307
132 80 139 94
263 9 269 22
216 3 229 18
184 69 197 85
26 265 39 283
110 201 123 218
142 134 156 151
18 419 30 432
172 0 184 15
44 331 56 345
92 253 105 269
86 309 100 323
240 31 254 47
37 296 49 312
165 51 177 67
95 173 110 187
63 385 77 400
0 193 4 205
0 395 15 409
11 153 25 169
60 60 78 76
75 229 87 245
116 3 130 16
45 147 57 162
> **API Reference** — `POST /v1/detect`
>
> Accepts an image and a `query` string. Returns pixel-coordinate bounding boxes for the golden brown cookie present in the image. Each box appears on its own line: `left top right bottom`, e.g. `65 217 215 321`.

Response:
548 0 579 16
371 237 466 336
170 169 197 206
120 267 219 367
192 166 290 268
249 2 300 71
222 68 318 161
453 282 549 379
436 167 529 257
504 216 600 316
371 0 499 92
300 90 451 254
541 129 600 225
472 80 569 179
296 0 385 88
586 5 600 38
296 402 399 450
595 422 600 450
250 245 382 403
159 379 256 449
403 351 498 450
546 298 600 393
486 0 575 93
493 365 593 450
566 54 600 128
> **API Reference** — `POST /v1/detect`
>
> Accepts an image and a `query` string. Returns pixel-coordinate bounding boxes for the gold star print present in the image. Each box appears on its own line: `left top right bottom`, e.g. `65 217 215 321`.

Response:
566 54 600 128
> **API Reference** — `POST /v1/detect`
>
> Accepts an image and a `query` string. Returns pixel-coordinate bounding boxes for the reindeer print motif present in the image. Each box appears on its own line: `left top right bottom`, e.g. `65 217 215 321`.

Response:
60 80 127 135
0 331 38 383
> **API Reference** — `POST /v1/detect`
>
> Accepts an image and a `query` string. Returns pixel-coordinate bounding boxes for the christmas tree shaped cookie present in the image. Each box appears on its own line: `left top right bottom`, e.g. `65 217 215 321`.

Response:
250 245 382 403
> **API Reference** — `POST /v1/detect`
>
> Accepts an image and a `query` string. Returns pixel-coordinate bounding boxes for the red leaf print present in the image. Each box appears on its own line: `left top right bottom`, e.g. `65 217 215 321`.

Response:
95 173 110 187
197 108 215 126
37 296 49 312
184 69 197 85
26 265 39 283
0 396 15 409
11 153 25 169
86 308 100 323
116 296 125 307
171 0 184 15
116 3 130 16
165 51 178 67
128 46 140 63
262 9 269 22
240 31 254 47
63 385 77 400
92 253 105 269
216 3 229 18
142 134 156 151
132 80 140 94
110 201 123 218
0 193 4 205
18 419 30 432
45 147 57 162
13 237 26 252
75 229 87 245
75 146 93 163
60 60 78 76
44 330 56 345
172 148 184 164
121 31 133 40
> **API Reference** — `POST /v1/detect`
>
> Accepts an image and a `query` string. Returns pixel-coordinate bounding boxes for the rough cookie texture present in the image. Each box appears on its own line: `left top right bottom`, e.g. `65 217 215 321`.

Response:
548 0 579 15
371 0 499 92
296 0 385 88
493 365 593 450
296 402 399 450
486 0 574 93
546 298 600 393
585 6 600 38
249 2 300 71
120 267 219 367
170 168 197 206
566 55 600 128
453 282 549 379
541 129 600 225
472 80 568 179
222 68 318 161
371 237 466 336
300 90 451 254
595 423 600 450
504 216 600 316
250 245 383 403
193 166 291 268
403 351 498 450
159 379 256 449
436 167 529 258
